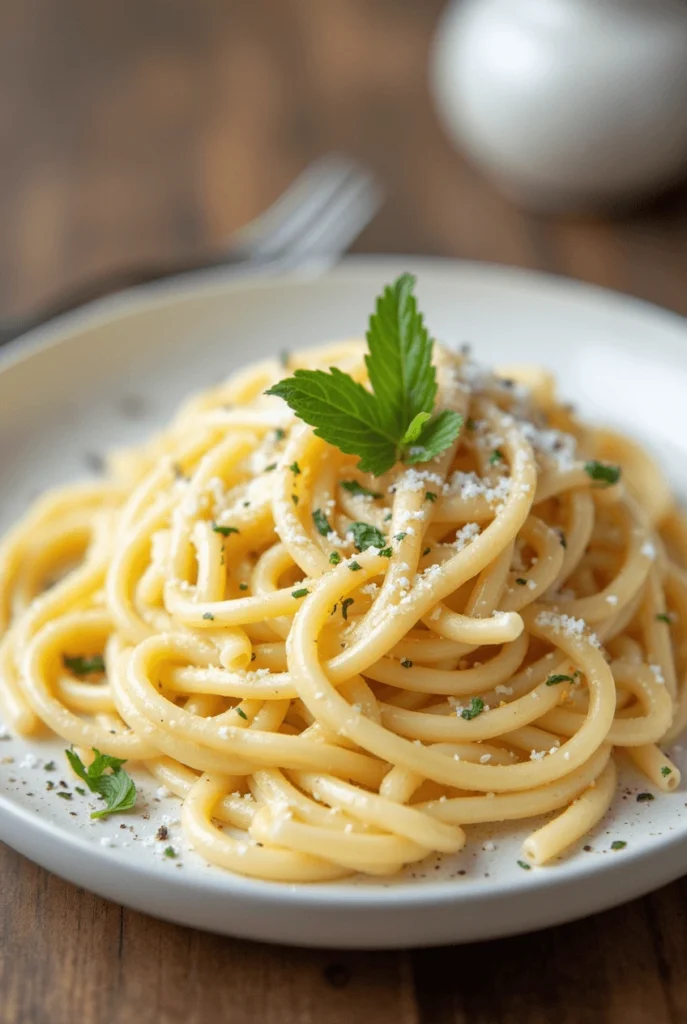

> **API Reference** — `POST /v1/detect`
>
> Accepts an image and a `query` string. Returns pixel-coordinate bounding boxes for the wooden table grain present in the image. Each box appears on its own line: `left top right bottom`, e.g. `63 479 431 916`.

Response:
1 3 687 1022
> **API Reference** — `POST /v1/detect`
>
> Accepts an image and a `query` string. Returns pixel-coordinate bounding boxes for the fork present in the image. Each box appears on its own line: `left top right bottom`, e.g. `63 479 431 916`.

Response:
0 155 382 347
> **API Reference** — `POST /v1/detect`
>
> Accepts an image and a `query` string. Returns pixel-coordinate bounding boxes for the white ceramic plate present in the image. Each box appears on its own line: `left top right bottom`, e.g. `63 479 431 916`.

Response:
1 257 686 949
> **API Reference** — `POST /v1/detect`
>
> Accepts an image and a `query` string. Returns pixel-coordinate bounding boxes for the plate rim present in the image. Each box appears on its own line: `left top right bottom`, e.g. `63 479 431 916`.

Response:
1 254 685 378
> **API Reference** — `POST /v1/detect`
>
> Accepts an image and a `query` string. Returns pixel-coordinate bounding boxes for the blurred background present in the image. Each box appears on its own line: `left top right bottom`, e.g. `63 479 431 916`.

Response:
3 0 687 319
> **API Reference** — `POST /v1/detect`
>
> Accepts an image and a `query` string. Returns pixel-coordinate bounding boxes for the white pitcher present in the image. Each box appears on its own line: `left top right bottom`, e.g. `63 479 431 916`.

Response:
431 0 687 211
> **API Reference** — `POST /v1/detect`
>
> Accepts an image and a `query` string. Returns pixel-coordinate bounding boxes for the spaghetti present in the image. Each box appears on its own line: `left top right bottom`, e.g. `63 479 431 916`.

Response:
1 336 685 880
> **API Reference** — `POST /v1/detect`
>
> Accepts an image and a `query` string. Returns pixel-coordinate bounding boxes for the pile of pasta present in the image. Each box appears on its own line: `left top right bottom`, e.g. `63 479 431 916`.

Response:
1 341 686 881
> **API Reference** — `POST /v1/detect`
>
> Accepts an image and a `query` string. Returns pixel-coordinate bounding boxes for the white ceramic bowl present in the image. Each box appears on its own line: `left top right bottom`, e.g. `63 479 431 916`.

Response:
0 258 686 947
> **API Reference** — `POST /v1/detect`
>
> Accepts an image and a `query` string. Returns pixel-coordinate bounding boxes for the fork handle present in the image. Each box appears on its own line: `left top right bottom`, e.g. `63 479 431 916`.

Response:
0 246 261 347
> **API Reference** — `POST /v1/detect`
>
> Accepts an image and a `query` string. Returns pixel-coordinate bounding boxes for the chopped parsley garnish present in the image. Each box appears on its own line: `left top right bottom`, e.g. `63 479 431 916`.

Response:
558 530 567 549
56 791 72 801
422 546 431 556
289 461 301 476
264 463 277 472
350 521 386 552
661 766 673 777
291 494 299 506
275 428 285 441
515 577 527 586
292 588 310 599
610 840 626 850
75 786 86 796
461 697 485 721
425 491 437 503
349 561 362 571
517 860 531 871
394 532 407 542
202 612 215 620
312 508 332 537
236 707 248 720
266 274 463 475
384 513 392 522
44 761 56 772
379 547 393 558
546 674 574 686
65 747 137 820
637 792 654 802
164 846 177 858
239 583 248 591
63 654 105 676
401 658 413 668
340 480 382 499
584 461 621 486
656 613 672 624
489 449 504 466
329 551 341 565
341 598 354 621
212 523 239 536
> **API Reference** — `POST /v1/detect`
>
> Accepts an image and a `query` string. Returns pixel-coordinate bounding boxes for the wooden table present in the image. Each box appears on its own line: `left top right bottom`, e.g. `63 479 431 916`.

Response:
2 3 687 1021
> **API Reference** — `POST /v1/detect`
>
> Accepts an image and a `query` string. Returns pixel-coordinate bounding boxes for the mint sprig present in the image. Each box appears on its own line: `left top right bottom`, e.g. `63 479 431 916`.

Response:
266 275 462 476
65 747 137 820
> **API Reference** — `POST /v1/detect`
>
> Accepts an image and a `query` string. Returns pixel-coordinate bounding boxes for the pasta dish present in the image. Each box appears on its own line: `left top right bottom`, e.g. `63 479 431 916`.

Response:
0 273 685 882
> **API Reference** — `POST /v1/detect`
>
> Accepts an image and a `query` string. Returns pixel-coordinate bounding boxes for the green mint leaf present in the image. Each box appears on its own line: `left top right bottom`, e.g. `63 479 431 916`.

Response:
365 273 436 435
349 522 386 552
340 480 382 499
267 276 461 475
65 747 136 820
404 410 463 465
585 461 621 486
63 655 105 676
401 411 431 447
266 369 398 476
90 770 137 820
312 509 332 537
